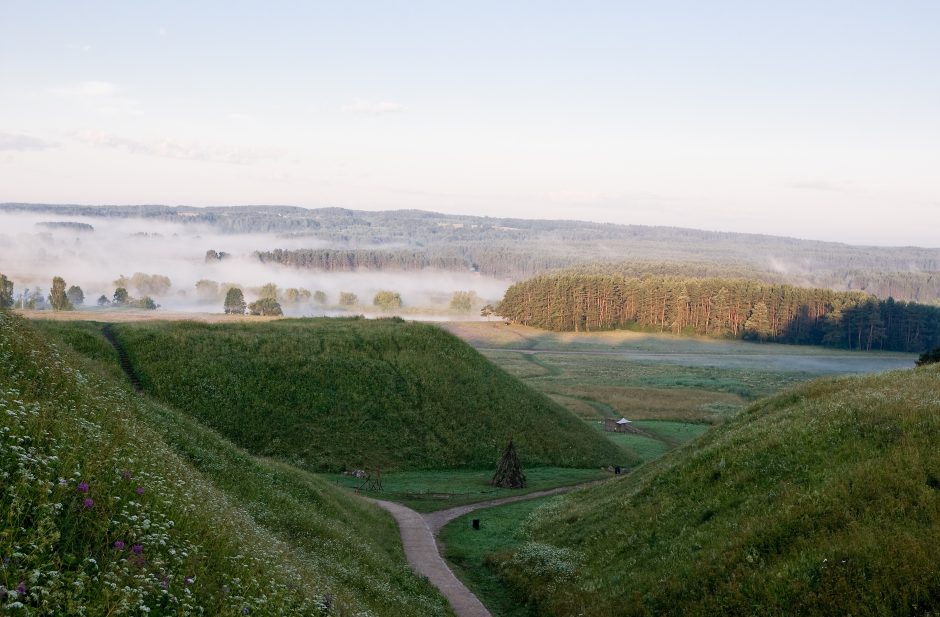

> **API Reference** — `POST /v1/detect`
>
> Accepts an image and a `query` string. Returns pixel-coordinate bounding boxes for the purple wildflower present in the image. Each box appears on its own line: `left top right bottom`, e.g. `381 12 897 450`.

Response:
184 575 194 586
135 486 145 496
82 498 94 509
114 540 126 550
242 608 250 615
159 576 169 590
121 470 133 481
132 544 143 555
16 581 27 595
77 481 89 493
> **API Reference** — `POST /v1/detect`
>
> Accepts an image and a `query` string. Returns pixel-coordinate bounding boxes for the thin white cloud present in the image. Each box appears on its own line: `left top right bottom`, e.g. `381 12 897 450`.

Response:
71 129 275 165
0 132 58 152
342 99 406 115
50 80 142 116
786 179 845 192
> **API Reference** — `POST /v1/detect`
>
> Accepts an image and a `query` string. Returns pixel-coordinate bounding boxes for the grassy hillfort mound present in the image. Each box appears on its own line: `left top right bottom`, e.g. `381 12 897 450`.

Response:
494 364 940 616
0 312 449 615
107 318 624 471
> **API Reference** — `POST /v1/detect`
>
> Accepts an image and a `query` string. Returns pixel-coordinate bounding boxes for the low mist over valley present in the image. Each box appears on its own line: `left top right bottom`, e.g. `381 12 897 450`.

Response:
4 203 940 318
0 206 511 316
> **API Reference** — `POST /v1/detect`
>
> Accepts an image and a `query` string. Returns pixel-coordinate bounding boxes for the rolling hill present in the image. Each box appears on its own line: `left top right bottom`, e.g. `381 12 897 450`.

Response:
0 311 450 616
493 364 940 616
105 318 625 471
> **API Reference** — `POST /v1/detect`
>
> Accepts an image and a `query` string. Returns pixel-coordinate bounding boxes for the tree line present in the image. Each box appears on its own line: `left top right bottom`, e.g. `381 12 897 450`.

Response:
495 274 940 352
255 249 472 272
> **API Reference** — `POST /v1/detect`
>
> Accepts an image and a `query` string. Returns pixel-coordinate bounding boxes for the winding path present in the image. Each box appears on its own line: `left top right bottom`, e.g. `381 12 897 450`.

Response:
370 483 592 617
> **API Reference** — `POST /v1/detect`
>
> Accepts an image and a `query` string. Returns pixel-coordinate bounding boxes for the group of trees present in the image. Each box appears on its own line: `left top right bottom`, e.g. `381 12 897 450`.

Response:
496 274 940 352
223 287 283 316
114 273 172 297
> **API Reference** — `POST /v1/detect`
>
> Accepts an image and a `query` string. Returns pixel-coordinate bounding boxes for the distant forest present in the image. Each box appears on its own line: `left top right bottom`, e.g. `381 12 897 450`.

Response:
255 248 471 272
4 203 940 303
496 274 940 352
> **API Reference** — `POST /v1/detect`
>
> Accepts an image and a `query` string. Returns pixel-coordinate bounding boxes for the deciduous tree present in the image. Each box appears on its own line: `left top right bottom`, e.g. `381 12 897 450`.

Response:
224 288 246 314
49 277 73 311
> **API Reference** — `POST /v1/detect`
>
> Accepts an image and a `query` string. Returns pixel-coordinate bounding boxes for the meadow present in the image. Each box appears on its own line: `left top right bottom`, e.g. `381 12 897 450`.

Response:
325 467 611 513
442 321 915 455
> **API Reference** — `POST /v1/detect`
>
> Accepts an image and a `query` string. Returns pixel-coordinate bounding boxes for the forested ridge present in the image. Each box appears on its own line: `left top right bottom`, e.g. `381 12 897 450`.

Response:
496 274 940 352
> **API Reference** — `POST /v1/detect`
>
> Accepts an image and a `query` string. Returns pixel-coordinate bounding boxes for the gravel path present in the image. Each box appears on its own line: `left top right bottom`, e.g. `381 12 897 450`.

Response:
371 481 599 617
370 499 492 617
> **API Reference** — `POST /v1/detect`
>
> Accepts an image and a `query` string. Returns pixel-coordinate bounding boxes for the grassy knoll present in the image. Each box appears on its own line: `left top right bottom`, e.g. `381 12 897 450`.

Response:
1 312 449 615
325 467 610 513
492 365 940 616
108 318 625 472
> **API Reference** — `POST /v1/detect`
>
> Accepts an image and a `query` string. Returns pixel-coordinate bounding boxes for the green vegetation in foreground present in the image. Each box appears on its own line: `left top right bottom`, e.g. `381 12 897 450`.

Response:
325 467 610 513
493 365 940 616
0 312 449 615
109 318 625 472
440 498 548 617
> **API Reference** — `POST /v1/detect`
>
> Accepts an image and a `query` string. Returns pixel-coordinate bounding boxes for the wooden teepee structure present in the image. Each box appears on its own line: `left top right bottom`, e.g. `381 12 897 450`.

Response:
491 439 527 489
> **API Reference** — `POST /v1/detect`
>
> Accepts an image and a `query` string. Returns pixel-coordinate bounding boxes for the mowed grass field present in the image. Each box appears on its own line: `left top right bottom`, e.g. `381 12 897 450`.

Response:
325 467 609 513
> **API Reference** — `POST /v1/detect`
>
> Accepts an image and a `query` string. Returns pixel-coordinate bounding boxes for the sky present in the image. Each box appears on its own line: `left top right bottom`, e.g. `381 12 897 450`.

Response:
1 1 938 246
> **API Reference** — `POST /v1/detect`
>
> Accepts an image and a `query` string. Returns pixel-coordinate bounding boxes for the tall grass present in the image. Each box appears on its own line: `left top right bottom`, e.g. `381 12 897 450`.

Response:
494 364 940 616
0 312 450 615
110 318 624 471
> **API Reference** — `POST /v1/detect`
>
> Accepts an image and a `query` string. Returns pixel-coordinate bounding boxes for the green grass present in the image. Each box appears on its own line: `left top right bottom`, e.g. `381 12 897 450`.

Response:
630 419 710 446
598 432 671 463
439 498 549 617
492 365 940 616
106 319 623 473
0 311 450 615
324 467 610 512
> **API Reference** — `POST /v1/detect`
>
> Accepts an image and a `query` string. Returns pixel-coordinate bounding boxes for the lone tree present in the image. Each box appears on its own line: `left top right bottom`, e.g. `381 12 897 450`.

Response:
339 292 358 306
67 285 85 307
97 294 111 307
49 277 74 311
491 440 527 489
113 287 129 305
0 274 13 309
224 287 246 314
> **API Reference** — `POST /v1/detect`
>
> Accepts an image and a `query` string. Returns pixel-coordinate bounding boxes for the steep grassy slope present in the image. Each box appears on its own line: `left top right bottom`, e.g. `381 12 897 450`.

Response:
0 312 449 615
108 318 625 471
495 366 940 616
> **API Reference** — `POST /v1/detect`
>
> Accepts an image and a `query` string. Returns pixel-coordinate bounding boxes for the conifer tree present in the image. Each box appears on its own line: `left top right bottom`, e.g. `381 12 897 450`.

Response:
492 440 526 489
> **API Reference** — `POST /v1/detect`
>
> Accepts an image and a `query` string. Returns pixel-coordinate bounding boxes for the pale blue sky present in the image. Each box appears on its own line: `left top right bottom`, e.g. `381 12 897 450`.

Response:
1 2 938 245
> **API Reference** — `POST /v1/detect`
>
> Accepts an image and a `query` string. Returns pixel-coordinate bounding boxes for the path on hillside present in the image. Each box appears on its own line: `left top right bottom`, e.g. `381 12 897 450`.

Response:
101 324 143 391
371 482 595 617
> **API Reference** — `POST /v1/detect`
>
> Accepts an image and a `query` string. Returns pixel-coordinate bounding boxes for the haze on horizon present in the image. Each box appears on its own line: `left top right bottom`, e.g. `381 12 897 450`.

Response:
1 2 938 247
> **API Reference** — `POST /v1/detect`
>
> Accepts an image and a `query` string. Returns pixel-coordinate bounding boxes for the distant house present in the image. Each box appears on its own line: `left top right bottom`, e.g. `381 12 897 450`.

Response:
604 417 637 433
